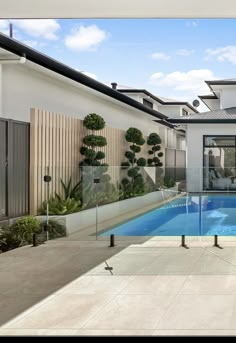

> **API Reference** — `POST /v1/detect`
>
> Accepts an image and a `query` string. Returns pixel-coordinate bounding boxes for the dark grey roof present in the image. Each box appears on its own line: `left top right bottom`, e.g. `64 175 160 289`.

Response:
168 107 236 124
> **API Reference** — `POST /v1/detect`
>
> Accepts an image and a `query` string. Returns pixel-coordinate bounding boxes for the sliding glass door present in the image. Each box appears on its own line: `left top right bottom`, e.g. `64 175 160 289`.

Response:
203 136 236 191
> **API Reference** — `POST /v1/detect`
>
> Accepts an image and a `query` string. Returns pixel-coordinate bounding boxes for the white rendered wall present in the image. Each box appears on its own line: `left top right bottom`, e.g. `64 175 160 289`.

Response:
221 89 236 109
1 63 160 135
202 98 220 111
158 105 181 118
186 124 236 192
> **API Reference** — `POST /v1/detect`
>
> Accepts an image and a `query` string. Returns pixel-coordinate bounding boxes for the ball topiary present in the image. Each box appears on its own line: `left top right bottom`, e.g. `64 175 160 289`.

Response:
130 145 141 153
125 151 135 160
80 146 88 155
152 145 161 152
83 113 106 131
137 157 146 167
147 133 161 146
128 167 139 178
96 151 105 160
84 148 97 160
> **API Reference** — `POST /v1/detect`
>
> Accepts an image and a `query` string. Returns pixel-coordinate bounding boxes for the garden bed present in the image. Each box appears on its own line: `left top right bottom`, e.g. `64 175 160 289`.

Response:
38 188 178 235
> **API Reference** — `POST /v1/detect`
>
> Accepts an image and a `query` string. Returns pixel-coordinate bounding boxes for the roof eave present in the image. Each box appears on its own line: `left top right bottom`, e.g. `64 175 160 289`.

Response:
0 33 167 121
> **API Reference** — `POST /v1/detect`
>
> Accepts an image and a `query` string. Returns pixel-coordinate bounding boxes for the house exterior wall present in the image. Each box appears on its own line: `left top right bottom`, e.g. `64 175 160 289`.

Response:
158 105 181 118
186 123 236 192
221 89 236 109
1 63 161 136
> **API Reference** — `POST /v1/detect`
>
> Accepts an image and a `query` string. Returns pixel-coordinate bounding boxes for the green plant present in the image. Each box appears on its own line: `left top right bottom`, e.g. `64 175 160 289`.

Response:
121 127 148 199
11 216 41 244
60 178 82 200
83 113 105 130
164 176 176 188
40 219 66 239
0 227 22 252
40 196 81 215
147 132 163 167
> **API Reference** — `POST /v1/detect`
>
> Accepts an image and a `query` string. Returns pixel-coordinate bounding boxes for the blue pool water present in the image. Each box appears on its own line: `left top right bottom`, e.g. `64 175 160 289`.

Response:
101 195 236 236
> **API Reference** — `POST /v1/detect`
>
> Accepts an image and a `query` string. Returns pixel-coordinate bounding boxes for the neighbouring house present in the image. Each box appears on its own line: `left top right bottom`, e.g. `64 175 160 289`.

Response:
167 78 236 192
116 86 199 117
0 33 187 219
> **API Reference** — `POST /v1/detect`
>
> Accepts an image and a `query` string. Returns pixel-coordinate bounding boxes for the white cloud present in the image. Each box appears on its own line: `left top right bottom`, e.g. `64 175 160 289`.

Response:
176 49 194 56
0 20 10 35
65 25 108 51
149 69 218 109
12 20 60 40
150 69 216 93
151 52 170 60
206 46 236 64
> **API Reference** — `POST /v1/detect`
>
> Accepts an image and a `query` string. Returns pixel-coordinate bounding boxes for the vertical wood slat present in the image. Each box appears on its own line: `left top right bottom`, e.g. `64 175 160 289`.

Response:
30 109 141 214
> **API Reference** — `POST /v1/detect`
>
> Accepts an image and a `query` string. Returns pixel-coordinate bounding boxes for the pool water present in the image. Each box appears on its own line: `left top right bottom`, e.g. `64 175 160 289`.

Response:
101 195 236 236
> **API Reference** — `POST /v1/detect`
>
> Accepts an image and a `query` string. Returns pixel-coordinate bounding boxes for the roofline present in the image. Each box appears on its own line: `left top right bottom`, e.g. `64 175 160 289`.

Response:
0 33 168 121
167 118 236 124
206 80 236 86
154 119 176 128
198 94 218 110
118 89 199 113
198 95 218 100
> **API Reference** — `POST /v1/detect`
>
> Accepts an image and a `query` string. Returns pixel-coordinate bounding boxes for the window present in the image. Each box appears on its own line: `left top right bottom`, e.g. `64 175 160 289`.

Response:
203 135 236 190
143 99 153 109
182 109 188 116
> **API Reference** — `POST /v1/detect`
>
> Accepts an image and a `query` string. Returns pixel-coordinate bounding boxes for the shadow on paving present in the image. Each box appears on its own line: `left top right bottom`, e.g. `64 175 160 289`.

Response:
0 239 129 326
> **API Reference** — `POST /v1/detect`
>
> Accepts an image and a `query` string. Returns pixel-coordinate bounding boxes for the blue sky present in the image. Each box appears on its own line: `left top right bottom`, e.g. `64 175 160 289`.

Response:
1 19 236 111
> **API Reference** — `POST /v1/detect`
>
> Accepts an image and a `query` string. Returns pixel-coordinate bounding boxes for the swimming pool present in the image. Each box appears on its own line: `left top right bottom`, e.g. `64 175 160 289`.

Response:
101 195 236 236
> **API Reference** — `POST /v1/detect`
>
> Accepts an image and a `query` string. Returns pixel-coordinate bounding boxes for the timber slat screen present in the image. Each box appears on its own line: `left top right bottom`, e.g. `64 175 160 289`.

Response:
30 109 129 214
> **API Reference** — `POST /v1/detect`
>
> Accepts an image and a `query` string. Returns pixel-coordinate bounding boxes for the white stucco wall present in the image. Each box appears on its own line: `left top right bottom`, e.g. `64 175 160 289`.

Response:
186 124 236 192
158 105 181 118
202 98 220 111
1 62 161 136
221 89 236 109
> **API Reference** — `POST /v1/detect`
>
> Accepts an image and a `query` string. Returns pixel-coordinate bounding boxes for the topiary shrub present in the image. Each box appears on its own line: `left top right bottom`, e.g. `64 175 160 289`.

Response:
147 132 163 167
121 127 148 199
80 113 119 207
83 113 106 130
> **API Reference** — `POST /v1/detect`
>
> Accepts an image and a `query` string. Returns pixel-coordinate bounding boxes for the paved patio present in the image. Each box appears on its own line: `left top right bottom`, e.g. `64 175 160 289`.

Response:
1 236 236 335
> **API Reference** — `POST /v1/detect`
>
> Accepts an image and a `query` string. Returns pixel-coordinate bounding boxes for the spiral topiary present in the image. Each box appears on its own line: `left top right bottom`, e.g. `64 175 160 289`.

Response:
147 132 163 167
121 127 147 198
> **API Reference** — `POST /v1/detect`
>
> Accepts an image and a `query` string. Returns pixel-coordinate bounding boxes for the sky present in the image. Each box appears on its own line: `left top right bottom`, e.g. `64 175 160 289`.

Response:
1 19 236 111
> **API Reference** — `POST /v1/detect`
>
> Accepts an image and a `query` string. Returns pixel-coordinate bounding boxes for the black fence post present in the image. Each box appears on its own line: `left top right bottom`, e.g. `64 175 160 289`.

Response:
213 235 223 249
109 234 115 247
32 233 37 247
181 235 189 249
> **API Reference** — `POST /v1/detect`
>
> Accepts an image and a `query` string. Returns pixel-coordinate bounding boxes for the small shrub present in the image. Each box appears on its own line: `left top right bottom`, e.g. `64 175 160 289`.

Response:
40 197 81 215
11 216 41 244
164 176 176 188
40 219 66 239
